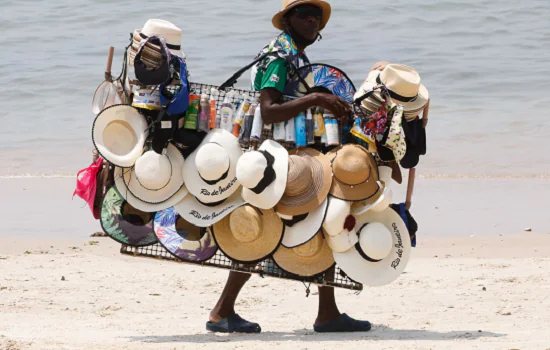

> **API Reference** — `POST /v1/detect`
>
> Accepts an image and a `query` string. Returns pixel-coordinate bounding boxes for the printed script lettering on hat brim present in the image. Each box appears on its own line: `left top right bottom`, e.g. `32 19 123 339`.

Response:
200 177 238 197
391 222 404 269
189 205 236 221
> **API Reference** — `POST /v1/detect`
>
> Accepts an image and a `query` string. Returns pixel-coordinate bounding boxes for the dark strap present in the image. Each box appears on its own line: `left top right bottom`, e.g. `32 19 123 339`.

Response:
219 51 280 90
376 75 418 102
249 151 277 195
195 196 226 207
139 32 181 51
281 213 309 227
353 85 381 105
199 166 230 186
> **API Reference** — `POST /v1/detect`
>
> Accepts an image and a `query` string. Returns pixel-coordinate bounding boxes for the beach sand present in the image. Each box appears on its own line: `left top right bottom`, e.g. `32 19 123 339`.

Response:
1 178 549 349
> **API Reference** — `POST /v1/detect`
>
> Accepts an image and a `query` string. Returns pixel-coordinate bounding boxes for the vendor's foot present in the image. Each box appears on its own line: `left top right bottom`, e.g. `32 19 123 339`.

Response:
206 313 261 334
314 313 372 333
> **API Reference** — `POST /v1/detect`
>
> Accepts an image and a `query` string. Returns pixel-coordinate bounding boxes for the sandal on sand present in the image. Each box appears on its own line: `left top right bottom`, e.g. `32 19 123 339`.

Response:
206 314 261 333
314 313 372 333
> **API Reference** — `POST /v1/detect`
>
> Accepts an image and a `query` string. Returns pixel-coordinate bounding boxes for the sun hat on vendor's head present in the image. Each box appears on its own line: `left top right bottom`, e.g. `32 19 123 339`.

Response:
275 147 332 217
182 129 243 204
127 19 185 67
354 64 429 119
273 231 334 277
272 0 332 31
212 205 284 263
92 105 148 168
333 207 411 287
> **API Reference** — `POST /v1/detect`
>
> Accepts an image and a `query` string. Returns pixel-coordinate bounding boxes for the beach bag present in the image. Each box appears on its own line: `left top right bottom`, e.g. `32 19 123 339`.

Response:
73 157 104 220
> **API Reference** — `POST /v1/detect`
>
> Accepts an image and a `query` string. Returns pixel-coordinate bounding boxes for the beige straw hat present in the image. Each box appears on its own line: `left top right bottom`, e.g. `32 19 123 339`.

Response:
212 205 284 263
327 144 381 203
273 231 334 277
275 148 332 216
272 0 332 31
127 19 185 67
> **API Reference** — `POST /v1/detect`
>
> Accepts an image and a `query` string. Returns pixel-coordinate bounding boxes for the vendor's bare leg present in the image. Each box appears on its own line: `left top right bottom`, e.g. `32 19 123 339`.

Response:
313 268 372 333
209 270 250 322
206 270 261 333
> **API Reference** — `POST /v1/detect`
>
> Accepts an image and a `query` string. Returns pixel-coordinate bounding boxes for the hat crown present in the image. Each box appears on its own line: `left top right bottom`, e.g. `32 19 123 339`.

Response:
285 155 312 196
134 151 171 190
359 222 393 260
196 143 230 182
323 197 351 236
229 206 262 243
294 233 322 258
380 64 421 98
236 152 267 189
333 145 373 186
141 19 182 47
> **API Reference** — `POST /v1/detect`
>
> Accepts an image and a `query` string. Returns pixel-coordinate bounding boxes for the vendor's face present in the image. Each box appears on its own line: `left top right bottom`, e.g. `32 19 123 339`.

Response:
286 4 322 41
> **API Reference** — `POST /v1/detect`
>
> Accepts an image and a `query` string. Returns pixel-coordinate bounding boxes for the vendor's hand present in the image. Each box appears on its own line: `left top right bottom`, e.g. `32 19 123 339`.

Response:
370 61 391 72
313 93 350 122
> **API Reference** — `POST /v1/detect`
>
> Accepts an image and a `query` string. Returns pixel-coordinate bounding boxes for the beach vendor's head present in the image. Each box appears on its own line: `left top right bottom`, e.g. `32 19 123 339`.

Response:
272 0 331 48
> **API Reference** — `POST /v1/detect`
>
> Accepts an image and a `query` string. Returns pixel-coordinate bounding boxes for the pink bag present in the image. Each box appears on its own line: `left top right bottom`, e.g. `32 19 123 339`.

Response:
73 157 104 220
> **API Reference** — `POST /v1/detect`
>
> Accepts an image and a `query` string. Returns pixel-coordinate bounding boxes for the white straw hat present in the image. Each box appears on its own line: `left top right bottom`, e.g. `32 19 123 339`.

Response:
183 129 243 204
128 19 186 67
333 208 411 287
174 190 245 228
278 197 328 248
237 140 288 210
352 166 393 215
92 105 148 168
322 196 351 237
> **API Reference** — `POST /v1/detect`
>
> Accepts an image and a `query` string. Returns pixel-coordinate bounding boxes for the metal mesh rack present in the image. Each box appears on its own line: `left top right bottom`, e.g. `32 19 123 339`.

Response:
120 243 363 291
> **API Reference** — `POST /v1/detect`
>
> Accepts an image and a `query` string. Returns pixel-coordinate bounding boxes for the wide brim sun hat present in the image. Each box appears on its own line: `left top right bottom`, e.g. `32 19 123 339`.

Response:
272 0 332 31
278 197 328 248
174 190 246 228
92 105 148 168
212 205 284 263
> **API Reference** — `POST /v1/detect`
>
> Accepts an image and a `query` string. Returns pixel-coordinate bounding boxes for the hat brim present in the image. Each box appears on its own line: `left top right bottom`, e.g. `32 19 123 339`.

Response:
280 197 328 248
351 186 392 215
324 228 358 253
92 105 148 168
118 145 186 204
333 208 411 287
212 206 284 263
92 80 121 115
241 140 289 210
276 147 332 216
154 207 218 263
273 231 335 277
183 129 243 203
322 196 352 237
127 30 186 68
99 186 157 247
327 146 382 203
114 167 189 213
174 190 245 228
272 0 332 31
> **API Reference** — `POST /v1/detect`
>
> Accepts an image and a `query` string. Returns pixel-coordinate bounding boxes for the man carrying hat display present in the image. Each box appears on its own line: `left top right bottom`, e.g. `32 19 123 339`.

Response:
206 0 372 334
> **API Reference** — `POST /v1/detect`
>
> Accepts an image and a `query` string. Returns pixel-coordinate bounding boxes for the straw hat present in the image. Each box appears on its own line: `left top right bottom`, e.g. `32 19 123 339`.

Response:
99 187 157 247
92 105 148 168
327 144 381 203
128 19 185 67
352 166 393 215
275 148 332 216
355 64 429 118
333 208 411 287
115 144 186 205
322 196 352 236
273 231 334 277
272 0 332 31
114 166 188 213
154 207 218 263
174 190 245 228
278 197 328 248
212 205 284 263
237 140 288 210
183 129 243 204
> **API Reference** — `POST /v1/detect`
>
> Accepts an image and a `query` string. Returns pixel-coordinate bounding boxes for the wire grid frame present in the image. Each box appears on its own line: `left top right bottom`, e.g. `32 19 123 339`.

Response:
120 243 363 291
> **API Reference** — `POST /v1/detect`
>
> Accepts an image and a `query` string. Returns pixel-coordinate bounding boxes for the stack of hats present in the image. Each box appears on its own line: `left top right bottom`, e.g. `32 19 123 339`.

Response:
354 64 429 121
127 19 185 68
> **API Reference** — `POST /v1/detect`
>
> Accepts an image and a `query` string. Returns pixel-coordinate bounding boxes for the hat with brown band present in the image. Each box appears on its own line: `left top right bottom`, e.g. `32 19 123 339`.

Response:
327 144 382 203
273 230 334 277
275 147 332 216
212 205 284 263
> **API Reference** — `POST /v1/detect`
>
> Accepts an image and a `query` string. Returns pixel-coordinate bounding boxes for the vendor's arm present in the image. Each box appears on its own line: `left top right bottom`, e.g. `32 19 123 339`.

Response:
256 58 349 124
